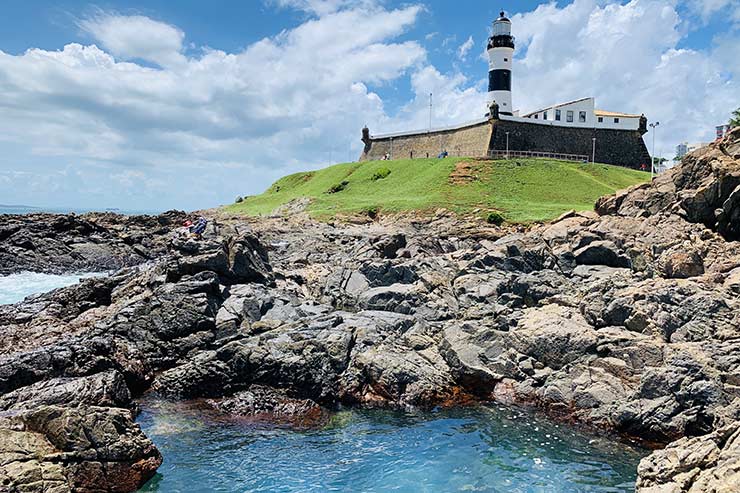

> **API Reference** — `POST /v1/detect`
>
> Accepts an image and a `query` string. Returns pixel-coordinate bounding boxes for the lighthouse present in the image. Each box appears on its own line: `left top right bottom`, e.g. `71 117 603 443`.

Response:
487 11 515 116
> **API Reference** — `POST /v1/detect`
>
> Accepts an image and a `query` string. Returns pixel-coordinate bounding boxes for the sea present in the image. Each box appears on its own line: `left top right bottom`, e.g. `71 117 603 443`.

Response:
0 204 162 215
0 217 645 493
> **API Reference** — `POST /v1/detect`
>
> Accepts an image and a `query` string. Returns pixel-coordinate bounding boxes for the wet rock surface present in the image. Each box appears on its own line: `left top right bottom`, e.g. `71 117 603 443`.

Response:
1 128 739 491
0 211 189 275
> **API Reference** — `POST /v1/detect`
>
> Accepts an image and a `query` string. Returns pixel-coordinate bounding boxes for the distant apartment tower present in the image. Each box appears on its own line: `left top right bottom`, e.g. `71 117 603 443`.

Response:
676 142 689 159
487 12 514 116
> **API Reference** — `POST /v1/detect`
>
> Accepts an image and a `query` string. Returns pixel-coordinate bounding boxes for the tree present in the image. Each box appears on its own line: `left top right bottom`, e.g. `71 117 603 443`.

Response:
731 108 740 128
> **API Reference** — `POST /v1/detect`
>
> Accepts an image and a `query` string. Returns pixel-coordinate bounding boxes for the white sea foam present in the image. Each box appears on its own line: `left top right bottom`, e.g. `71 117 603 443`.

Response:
0 271 101 305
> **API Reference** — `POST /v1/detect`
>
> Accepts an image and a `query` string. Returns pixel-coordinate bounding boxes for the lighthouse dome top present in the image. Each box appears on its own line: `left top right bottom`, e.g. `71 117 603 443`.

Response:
492 11 512 37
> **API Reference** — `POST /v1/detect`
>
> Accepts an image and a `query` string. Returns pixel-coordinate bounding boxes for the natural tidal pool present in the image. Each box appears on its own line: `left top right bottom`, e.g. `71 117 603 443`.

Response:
138 399 644 493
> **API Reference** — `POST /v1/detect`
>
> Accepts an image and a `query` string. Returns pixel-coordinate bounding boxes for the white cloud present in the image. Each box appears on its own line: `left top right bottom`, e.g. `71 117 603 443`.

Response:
78 11 186 67
457 36 474 61
0 5 426 210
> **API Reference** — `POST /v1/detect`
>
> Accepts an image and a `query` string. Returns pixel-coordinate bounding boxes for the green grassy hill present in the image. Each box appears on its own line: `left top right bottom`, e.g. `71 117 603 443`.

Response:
226 157 650 223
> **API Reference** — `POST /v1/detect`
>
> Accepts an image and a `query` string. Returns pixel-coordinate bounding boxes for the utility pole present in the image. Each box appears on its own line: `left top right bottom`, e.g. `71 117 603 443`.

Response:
649 121 660 178
429 93 433 133
505 131 510 159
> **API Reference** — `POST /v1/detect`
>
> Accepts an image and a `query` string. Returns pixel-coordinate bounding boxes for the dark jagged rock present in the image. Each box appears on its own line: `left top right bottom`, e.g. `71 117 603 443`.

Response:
207 385 330 427
0 210 188 275
596 126 740 241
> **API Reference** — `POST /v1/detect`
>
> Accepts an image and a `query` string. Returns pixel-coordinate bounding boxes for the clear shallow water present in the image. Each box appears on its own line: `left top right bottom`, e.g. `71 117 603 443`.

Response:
0 271 101 305
138 400 644 493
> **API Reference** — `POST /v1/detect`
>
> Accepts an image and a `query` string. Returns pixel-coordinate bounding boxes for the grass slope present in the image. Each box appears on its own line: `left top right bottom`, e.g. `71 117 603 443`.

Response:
227 158 650 222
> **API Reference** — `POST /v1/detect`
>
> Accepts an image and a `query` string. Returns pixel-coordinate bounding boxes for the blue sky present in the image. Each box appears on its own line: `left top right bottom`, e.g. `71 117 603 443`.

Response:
0 0 738 211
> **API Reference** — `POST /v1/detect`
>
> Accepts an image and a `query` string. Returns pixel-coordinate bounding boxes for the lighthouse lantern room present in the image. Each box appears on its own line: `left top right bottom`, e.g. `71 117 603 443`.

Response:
487 11 515 116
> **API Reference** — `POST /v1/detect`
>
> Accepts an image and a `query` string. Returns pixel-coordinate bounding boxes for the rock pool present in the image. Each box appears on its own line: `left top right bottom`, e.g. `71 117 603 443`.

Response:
138 400 644 493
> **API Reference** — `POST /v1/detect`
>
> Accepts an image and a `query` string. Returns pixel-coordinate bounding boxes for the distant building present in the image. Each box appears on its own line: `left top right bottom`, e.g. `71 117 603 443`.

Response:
359 12 650 169
676 141 708 159
676 142 688 159
717 124 731 140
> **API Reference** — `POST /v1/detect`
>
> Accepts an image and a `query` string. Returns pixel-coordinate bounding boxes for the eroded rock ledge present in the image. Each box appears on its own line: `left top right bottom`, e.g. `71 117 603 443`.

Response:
1 128 739 491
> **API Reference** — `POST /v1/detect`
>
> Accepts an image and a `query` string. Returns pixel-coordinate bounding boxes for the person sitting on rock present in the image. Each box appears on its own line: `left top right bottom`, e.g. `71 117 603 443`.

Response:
190 217 208 239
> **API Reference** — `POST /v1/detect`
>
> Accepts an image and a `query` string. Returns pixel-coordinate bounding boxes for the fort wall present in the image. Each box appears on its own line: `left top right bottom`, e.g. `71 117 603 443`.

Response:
490 119 650 169
360 121 492 161
359 118 650 169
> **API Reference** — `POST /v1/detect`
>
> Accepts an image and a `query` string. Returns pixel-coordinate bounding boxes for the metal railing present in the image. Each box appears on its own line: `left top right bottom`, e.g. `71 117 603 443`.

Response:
488 149 589 162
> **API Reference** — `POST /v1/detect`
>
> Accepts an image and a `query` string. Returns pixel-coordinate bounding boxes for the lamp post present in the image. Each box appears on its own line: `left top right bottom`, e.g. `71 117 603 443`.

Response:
429 93 433 133
649 121 660 178
592 137 596 163
505 131 510 159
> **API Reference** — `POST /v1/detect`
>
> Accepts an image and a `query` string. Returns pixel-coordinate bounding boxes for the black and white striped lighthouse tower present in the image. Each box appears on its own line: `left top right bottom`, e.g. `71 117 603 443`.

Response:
487 11 515 116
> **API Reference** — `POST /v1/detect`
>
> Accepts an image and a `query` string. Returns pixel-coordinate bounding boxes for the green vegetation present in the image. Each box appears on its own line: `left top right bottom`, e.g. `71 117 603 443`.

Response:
326 181 349 194
371 167 392 181
486 211 505 226
730 107 740 128
226 157 650 223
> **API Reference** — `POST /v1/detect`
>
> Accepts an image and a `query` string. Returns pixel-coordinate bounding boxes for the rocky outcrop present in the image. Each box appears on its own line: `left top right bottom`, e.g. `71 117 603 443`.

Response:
636 423 740 492
597 126 740 240
0 211 188 275
1 130 739 491
0 406 161 492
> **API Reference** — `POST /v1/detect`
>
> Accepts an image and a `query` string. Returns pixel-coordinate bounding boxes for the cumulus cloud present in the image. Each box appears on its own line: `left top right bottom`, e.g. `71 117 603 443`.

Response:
0 4 426 209
78 11 186 67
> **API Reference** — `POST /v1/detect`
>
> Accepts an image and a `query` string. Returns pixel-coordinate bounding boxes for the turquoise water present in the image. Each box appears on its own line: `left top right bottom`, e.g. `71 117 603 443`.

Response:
138 399 644 493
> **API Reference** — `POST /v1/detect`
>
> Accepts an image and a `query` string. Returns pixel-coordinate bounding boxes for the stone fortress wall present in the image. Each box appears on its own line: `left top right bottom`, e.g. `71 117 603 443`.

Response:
490 119 651 169
360 121 492 161
359 117 650 169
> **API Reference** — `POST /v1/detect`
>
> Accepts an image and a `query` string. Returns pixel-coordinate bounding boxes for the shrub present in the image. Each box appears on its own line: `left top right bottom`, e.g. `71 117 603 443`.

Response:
326 181 349 194
363 206 379 219
234 196 244 204
371 167 392 181
486 211 505 226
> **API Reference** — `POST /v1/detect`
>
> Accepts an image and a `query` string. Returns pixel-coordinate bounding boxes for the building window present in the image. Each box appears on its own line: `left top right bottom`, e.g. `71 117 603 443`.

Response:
579 111 586 123
555 109 561 121
598 117 603 123
534 114 538 119
504 58 508 61
614 117 620 123
543 111 548 120
566 110 574 123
